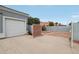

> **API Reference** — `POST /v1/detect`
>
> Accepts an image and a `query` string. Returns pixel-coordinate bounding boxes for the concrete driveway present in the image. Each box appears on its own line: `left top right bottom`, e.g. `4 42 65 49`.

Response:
0 35 79 54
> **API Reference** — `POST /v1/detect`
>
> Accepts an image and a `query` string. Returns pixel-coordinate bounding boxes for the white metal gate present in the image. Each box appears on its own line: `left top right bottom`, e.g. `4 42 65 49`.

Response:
71 15 79 47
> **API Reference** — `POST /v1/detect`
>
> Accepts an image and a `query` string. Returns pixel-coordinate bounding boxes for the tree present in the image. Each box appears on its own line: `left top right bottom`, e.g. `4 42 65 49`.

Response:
49 22 54 26
55 22 58 26
33 18 40 24
27 17 40 25
27 17 33 25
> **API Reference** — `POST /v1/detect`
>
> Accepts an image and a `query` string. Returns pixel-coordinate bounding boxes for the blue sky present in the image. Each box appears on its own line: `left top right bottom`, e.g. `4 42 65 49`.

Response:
5 5 79 25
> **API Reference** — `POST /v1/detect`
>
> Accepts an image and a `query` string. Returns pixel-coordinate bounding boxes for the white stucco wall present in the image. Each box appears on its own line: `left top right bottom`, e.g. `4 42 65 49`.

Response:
46 26 71 32
0 13 3 33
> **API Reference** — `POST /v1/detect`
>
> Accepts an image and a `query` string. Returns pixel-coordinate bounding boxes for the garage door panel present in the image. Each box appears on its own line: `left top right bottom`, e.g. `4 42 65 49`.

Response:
5 19 26 37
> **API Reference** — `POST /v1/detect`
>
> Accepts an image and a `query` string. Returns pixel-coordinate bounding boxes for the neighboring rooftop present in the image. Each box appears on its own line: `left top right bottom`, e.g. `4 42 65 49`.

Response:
40 22 49 26
40 21 66 26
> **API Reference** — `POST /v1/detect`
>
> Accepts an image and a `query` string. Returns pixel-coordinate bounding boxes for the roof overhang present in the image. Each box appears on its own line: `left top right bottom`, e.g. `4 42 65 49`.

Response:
0 5 29 17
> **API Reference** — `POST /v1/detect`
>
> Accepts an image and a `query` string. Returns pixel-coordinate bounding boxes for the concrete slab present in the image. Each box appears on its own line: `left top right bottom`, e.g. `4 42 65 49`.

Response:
0 35 78 54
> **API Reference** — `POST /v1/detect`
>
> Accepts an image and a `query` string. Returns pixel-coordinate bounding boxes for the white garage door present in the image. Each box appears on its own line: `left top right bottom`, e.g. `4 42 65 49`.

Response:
5 18 26 37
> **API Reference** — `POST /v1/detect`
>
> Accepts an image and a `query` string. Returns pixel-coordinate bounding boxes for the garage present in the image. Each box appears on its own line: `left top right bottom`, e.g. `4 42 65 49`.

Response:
5 18 26 37
0 5 29 38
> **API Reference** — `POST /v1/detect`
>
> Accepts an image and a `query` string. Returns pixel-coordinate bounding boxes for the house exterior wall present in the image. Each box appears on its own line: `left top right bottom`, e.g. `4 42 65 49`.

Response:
0 9 27 21
0 9 28 33
0 6 29 38
27 25 32 33
0 13 3 33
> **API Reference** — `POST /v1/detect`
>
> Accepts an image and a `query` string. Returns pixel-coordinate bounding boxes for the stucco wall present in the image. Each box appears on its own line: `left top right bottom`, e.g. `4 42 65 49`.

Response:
0 10 27 21
0 13 3 33
32 25 42 37
27 25 32 33
46 26 71 32
0 9 28 33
